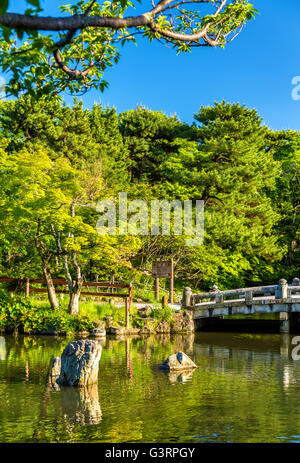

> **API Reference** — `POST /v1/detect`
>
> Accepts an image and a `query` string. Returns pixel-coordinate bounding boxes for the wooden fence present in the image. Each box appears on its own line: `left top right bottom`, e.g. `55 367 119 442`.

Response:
0 276 133 328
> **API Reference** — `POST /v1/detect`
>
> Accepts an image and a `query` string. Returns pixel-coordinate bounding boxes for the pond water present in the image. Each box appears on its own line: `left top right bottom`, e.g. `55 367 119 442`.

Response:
1 332 300 443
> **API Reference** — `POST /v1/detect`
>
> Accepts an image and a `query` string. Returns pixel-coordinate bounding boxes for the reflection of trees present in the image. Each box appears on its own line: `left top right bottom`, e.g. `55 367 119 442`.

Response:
171 334 195 355
155 334 171 347
61 385 102 426
32 358 54 441
5 333 300 443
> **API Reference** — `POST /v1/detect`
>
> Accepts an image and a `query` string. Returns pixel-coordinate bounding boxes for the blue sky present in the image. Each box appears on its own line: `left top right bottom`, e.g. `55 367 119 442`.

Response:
8 0 300 130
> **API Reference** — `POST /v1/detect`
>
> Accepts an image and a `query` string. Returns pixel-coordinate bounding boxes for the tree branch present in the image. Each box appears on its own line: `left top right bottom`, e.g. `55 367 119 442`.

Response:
0 12 151 31
0 1 253 92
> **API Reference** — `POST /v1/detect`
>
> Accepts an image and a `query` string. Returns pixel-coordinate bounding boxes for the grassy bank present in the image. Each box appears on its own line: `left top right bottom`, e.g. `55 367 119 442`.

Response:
0 291 175 335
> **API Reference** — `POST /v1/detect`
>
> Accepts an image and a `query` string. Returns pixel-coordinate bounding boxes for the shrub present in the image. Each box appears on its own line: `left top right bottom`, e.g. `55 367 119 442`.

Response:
0 296 96 334
0 298 35 333
70 313 97 332
132 317 146 329
151 305 174 324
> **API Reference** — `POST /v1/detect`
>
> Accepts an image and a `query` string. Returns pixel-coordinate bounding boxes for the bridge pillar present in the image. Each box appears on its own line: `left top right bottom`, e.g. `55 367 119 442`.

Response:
211 285 220 303
276 279 288 299
182 287 193 308
280 312 290 334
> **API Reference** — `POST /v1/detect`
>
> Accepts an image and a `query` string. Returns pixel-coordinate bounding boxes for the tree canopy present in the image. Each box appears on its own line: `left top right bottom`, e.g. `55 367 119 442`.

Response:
0 0 257 97
0 97 299 304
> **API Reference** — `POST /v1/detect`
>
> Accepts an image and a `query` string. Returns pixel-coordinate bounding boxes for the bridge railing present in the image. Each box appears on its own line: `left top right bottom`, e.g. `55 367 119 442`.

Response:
182 278 300 308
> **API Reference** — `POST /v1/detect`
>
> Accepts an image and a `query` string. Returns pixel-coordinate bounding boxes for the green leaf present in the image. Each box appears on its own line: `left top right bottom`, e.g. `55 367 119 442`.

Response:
0 0 9 16
16 28 24 40
1 25 11 41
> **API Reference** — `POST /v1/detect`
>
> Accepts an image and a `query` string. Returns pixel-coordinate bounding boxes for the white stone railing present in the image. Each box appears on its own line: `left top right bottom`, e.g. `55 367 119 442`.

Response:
182 278 300 308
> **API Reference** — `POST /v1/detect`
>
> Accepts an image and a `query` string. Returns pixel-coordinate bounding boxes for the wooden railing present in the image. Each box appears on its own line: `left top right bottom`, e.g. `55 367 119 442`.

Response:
0 276 133 328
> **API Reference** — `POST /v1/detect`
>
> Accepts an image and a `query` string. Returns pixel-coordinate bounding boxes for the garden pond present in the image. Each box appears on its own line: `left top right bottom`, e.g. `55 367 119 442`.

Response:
1 332 300 443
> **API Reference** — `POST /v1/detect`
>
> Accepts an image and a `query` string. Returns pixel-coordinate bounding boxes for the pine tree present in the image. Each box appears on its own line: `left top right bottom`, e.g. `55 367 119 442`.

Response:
119 106 196 183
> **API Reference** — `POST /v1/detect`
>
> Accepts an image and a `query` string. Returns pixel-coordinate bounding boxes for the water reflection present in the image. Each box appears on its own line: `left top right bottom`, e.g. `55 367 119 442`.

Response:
172 333 195 355
50 357 61 391
60 384 102 425
125 338 134 379
0 336 5 360
2 332 300 442
280 334 290 358
282 364 292 390
163 368 196 384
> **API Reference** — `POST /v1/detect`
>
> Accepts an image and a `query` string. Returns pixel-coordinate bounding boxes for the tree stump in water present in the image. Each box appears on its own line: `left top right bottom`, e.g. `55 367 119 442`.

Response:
57 340 102 387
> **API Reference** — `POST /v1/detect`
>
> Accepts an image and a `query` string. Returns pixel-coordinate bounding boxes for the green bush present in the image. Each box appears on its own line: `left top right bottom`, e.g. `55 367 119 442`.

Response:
151 305 174 324
132 317 146 329
0 299 34 333
70 313 96 332
0 297 96 334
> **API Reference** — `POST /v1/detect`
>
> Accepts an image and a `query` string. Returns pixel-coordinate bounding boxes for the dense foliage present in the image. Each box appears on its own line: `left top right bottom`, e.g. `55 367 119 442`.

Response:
0 97 299 308
0 295 96 334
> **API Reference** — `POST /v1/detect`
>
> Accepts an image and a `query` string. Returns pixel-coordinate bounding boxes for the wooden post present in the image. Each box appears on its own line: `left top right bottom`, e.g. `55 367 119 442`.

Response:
25 278 30 298
169 258 174 304
162 295 168 308
111 274 114 293
129 283 133 311
155 277 160 301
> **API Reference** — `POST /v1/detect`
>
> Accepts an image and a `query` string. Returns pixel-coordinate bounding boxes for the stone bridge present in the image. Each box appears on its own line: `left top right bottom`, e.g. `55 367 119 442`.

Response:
182 278 300 333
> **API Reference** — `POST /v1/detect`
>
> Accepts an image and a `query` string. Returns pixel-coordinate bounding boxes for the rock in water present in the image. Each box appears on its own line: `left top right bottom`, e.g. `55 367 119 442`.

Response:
159 351 197 371
57 340 102 387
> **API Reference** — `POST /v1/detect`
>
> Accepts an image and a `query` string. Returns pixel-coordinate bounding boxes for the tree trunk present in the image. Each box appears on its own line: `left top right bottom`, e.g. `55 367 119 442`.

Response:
66 202 83 315
42 263 60 311
35 220 59 311
51 203 84 315
68 281 82 315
